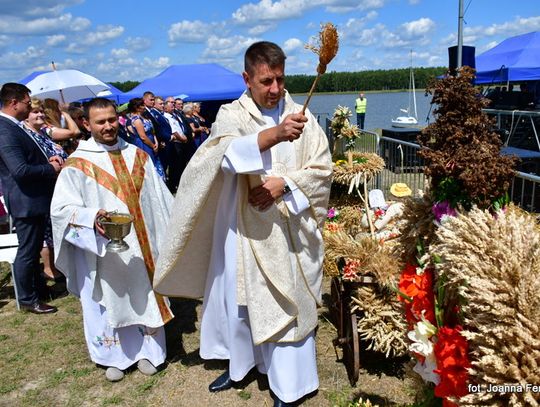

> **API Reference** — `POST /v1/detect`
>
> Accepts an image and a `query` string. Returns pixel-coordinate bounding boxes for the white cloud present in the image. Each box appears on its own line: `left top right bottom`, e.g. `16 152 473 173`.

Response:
345 23 385 47
232 0 385 25
341 11 379 41
85 25 124 46
232 0 307 24
65 42 84 54
168 20 208 44
168 20 225 45
0 13 91 35
202 35 260 59
248 24 276 35
0 35 9 48
0 46 47 78
65 25 124 54
400 18 435 38
0 0 83 17
105 56 171 82
125 36 151 52
283 38 304 53
324 0 385 13
111 48 130 59
344 17 434 51
46 34 66 46
443 15 540 46
477 40 499 54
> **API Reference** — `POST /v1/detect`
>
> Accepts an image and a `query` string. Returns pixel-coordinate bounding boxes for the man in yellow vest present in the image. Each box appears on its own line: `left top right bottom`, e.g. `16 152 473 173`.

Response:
355 92 367 129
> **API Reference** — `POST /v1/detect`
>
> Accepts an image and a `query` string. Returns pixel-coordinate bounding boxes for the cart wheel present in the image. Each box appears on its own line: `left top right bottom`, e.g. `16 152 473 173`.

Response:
342 312 360 386
329 277 344 336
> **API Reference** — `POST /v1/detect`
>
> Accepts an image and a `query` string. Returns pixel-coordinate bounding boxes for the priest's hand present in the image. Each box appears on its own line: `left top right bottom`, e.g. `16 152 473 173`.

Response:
258 113 307 151
248 177 285 211
94 209 108 237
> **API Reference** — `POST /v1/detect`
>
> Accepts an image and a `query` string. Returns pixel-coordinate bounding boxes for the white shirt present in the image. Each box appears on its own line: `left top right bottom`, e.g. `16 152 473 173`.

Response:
163 112 183 136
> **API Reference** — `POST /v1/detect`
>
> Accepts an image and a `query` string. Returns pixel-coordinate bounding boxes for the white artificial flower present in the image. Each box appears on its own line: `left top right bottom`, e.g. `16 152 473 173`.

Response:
413 353 440 385
407 320 437 357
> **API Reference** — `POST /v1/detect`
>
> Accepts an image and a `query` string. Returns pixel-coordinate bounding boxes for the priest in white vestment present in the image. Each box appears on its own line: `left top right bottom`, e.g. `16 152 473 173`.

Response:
51 98 174 382
154 42 332 406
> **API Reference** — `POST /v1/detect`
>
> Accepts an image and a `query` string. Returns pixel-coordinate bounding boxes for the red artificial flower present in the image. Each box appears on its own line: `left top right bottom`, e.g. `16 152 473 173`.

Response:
342 259 360 281
434 326 470 400
398 263 422 298
325 222 342 233
398 264 436 325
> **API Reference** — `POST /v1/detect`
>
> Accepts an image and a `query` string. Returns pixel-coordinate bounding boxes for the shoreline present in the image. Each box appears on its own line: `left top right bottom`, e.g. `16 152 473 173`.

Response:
291 89 427 96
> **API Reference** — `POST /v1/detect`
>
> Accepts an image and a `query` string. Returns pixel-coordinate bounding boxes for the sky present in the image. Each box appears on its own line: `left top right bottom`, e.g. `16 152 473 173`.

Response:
0 0 539 85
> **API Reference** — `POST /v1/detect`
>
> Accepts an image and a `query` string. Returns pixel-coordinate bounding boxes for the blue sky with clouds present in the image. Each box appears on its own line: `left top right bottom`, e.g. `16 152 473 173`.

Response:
0 0 539 84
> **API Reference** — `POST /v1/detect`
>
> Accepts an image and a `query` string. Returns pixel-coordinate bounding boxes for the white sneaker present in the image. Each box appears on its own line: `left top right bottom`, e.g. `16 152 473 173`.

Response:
137 359 157 376
105 367 124 382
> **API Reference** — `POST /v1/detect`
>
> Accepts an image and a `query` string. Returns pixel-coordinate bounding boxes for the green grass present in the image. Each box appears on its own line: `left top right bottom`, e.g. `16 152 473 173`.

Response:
101 395 124 406
0 268 413 406
237 389 251 400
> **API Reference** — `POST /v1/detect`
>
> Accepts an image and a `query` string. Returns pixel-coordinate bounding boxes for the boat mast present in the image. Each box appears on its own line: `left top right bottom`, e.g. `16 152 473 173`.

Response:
457 0 464 69
410 51 417 119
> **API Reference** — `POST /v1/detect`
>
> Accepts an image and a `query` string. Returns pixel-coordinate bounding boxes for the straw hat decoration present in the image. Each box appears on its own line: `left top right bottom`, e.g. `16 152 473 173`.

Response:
390 183 412 198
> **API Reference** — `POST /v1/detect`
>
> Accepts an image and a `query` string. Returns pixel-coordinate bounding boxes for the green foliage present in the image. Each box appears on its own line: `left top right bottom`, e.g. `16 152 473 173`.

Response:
109 67 446 94
432 177 471 210
286 67 447 93
109 81 140 92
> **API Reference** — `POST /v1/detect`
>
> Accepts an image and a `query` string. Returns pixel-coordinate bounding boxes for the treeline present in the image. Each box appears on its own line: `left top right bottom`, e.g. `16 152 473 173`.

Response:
109 80 140 92
286 67 447 93
109 66 447 94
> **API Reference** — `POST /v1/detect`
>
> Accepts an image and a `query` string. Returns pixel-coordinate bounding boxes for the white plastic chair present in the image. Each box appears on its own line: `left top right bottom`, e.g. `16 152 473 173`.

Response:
0 233 19 309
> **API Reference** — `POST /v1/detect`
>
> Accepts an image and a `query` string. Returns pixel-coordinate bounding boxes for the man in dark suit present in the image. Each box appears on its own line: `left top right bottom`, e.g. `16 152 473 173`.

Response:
172 98 196 185
142 91 173 180
0 83 61 313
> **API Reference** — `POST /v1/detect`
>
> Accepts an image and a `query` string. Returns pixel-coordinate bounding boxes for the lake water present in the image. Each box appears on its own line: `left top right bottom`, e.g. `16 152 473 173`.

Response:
291 91 434 131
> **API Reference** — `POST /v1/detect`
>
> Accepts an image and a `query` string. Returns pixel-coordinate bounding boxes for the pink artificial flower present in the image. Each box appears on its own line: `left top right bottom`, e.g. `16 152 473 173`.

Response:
328 207 336 219
432 201 457 223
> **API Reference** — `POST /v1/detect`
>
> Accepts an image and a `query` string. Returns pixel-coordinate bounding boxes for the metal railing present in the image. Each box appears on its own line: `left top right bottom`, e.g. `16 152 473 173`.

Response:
332 130 540 213
510 171 540 212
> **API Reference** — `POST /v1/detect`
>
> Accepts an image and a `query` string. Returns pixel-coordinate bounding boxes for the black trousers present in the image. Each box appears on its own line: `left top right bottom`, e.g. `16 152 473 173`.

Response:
357 112 366 129
13 215 48 305
167 141 196 194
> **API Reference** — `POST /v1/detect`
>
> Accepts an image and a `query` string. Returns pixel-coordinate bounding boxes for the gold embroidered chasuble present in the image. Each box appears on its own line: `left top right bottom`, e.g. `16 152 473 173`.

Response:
53 138 173 328
154 91 332 343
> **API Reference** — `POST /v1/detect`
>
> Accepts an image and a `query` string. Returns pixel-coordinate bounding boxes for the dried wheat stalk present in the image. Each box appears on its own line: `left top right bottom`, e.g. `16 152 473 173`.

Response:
432 205 540 406
301 23 339 115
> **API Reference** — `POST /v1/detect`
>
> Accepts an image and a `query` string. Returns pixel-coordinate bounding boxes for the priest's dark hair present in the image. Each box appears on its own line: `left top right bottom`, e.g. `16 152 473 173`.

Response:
83 97 116 119
244 41 286 75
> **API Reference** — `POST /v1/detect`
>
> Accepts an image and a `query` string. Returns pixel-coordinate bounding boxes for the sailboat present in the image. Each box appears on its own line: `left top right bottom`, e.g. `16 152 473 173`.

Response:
392 51 418 128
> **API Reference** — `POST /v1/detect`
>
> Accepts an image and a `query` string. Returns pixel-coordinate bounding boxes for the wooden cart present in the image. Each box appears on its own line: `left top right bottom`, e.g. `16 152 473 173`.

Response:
329 275 375 386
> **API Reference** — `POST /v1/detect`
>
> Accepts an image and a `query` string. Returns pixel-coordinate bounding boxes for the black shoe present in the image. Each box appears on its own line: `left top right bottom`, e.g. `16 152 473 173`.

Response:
208 370 234 392
274 397 294 407
20 301 57 314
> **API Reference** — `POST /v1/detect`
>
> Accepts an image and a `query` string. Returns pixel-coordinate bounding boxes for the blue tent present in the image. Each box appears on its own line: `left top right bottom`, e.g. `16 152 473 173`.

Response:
96 83 124 103
121 63 245 103
475 31 540 84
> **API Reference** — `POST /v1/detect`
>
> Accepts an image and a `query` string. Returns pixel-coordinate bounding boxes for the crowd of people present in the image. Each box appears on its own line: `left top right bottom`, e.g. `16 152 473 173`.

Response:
0 40 332 407
0 87 208 309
